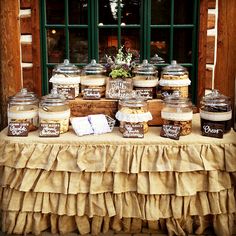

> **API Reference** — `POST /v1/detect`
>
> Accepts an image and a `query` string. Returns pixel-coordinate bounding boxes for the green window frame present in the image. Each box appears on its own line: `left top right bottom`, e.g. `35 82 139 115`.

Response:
40 0 199 103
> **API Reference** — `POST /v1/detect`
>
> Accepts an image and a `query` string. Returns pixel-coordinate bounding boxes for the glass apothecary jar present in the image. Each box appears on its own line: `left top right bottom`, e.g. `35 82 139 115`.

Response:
8 88 39 131
200 89 232 133
81 59 107 97
132 60 158 99
159 60 191 98
115 96 153 134
161 91 193 135
39 88 71 134
49 59 81 100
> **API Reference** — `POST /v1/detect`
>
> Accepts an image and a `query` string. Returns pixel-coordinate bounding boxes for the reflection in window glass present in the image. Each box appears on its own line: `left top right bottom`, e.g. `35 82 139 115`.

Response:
150 29 169 63
120 0 140 25
151 0 171 25
47 29 66 63
69 29 88 63
69 0 88 24
174 0 193 24
173 29 192 63
46 0 64 24
99 0 118 25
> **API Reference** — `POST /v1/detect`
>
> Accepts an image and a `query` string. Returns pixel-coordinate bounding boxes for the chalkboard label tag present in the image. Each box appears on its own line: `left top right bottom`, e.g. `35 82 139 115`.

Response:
83 88 101 100
123 123 144 138
39 123 60 137
57 87 75 100
134 87 153 99
202 122 224 139
8 122 29 137
160 124 181 140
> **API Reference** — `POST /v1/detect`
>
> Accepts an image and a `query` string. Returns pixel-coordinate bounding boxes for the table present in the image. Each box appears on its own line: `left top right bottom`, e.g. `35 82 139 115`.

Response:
0 115 235 235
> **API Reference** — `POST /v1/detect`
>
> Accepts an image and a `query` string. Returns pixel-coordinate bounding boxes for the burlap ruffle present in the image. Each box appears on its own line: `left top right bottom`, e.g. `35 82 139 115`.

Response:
0 166 235 196
0 211 234 236
0 141 235 173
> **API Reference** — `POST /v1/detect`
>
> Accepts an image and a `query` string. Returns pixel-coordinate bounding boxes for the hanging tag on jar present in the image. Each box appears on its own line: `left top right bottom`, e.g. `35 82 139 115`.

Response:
160 124 181 140
134 87 153 99
201 122 224 138
57 87 75 100
8 122 29 136
83 88 101 100
123 123 144 138
39 123 60 137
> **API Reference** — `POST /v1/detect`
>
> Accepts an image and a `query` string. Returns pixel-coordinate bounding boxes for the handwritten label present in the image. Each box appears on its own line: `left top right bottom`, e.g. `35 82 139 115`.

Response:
202 122 224 138
83 88 101 100
123 123 144 138
8 122 29 136
39 123 60 137
160 124 181 140
57 87 75 100
134 87 153 99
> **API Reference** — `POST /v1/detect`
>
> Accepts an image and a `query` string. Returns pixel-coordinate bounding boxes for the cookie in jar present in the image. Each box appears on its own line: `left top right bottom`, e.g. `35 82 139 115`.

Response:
115 97 153 134
39 88 70 134
161 91 193 136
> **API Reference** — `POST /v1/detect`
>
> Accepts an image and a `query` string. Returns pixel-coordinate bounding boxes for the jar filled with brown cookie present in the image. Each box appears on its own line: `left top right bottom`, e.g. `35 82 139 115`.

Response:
81 59 107 98
159 60 191 98
8 88 39 131
161 91 193 135
115 95 153 134
39 88 71 134
132 59 158 99
200 89 232 133
49 59 81 100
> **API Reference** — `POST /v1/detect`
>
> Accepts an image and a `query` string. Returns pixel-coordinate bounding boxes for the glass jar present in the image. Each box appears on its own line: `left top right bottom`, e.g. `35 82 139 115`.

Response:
8 88 39 131
39 88 71 134
81 59 107 97
200 89 232 133
133 59 158 99
159 60 191 98
49 59 81 99
115 97 153 134
161 91 193 135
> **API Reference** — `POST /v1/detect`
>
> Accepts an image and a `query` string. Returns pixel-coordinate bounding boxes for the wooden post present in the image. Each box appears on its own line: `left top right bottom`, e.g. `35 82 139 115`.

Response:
0 0 22 130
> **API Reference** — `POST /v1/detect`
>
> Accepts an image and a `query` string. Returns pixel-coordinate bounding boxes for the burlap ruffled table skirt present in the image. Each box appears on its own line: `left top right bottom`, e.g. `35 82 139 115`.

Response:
0 114 235 235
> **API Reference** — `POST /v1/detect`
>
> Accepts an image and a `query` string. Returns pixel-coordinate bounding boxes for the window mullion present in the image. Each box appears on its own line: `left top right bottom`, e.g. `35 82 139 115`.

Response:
169 0 174 62
65 0 69 59
118 0 121 48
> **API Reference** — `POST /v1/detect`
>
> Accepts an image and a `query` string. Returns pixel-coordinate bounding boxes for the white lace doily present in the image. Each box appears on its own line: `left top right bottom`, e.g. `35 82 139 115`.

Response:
115 111 153 122
49 75 81 84
159 79 191 87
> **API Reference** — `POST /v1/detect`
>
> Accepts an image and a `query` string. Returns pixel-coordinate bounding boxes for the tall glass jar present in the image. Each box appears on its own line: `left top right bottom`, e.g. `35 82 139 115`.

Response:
159 60 191 98
161 91 193 135
49 59 81 99
133 59 158 99
115 97 153 133
81 59 107 97
200 89 232 133
39 88 71 134
8 88 39 131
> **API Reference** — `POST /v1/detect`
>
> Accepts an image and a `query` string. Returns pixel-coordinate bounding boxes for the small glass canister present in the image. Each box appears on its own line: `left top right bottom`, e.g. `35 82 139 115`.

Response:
115 95 153 134
8 88 39 131
49 59 81 100
81 59 107 97
39 88 71 134
200 89 232 133
161 91 193 135
159 60 191 98
132 59 158 99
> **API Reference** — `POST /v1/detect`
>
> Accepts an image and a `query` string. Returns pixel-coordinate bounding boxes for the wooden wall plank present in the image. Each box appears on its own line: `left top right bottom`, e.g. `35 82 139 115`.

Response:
0 0 21 130
205 67 213 89
22 67 34 91
206 36 215 64
21 43 33 62
20 16 32 34
215 0 236 105
20 0 31 9
208 0 216 9
207 14 215 29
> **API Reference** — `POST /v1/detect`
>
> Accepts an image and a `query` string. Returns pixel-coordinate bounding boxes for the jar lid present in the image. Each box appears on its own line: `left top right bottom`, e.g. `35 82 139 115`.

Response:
150 54 165 64
133 59 157 75
83 59 106 74
40 88 67 107
201 89 231 104
162 60 188 75
53 59 81 74
9 88 38 105
163 90 192 107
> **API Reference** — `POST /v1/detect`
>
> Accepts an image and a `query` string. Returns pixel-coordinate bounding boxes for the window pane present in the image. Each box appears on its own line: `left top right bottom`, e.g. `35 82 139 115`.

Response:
69 29 88 63
46 0 64 24
69 0 88 25
48 68 53 91
121 29 140 62
173 29 192 63
47 29 66 63
120 0 141 25
99 0 118 25
174 0 194 24
150 29 169 63
151 0 171 25
99 28 118 63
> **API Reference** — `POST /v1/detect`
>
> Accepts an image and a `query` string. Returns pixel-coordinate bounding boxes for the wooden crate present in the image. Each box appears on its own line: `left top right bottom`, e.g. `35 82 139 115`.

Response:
69 98 164 126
